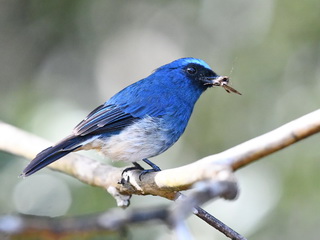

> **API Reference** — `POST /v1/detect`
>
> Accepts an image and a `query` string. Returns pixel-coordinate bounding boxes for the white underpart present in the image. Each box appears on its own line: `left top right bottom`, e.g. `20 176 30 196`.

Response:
81 116 170 162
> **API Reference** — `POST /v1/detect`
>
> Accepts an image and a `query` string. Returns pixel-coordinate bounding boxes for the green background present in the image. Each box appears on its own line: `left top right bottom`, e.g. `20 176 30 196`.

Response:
1 0 320 239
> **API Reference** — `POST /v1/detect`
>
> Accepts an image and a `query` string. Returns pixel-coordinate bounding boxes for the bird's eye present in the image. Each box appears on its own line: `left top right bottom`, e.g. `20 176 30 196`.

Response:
186 67 197 75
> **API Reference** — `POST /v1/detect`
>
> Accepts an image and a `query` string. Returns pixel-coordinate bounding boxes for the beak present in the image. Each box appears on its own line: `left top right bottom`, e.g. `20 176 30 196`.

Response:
203 75 242 95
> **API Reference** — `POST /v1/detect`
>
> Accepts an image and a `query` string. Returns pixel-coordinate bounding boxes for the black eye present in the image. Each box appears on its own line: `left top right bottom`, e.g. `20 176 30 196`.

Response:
186 67 197 75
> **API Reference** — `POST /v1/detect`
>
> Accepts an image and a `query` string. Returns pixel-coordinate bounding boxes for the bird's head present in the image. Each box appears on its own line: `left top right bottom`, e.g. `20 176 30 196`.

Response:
155 58 241 95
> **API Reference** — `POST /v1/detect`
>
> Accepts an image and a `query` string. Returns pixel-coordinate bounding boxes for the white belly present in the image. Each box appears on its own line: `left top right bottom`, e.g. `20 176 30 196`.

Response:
83 116 171 162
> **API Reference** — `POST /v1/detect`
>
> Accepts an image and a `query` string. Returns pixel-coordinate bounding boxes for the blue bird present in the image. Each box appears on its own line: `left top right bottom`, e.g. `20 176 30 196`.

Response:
21 58 240 178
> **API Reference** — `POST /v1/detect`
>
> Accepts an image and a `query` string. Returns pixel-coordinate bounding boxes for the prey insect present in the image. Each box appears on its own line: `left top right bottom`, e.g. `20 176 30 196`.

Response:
212 76 242 95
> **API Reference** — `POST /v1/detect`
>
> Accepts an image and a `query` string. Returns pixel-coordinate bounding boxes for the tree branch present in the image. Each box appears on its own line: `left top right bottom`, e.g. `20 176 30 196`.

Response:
0 121 237 201
1 109 320 198
0 181 243 240
1 109 320 239
210 108 320 170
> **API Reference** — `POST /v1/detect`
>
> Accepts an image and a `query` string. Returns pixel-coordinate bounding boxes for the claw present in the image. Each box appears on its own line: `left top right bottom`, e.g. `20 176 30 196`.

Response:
121 162 144 176
120 159 162 182
138 168 160 181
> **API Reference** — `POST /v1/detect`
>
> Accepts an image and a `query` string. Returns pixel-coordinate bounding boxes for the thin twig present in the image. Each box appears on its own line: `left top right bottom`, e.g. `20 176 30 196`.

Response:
171 182 245 240
194 207 246 240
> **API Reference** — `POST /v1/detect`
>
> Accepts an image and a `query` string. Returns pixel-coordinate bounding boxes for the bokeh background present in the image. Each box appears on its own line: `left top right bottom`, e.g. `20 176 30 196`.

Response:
1 0 320 239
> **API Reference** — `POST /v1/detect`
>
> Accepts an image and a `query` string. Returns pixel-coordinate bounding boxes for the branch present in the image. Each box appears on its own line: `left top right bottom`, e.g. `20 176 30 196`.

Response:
0 181 243 240
1 109 320 198
0 121 237 201
1 109 320 239
212 108 320 170
0 208 169 235
171 181 242 240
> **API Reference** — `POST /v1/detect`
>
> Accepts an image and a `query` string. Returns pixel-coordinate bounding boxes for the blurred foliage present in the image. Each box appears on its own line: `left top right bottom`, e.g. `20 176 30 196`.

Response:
1 0 320 239
11 230 123 240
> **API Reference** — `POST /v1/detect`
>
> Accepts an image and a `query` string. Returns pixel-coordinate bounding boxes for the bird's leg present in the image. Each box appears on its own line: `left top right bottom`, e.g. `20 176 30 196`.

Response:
136 158 161 180
142 159 161 171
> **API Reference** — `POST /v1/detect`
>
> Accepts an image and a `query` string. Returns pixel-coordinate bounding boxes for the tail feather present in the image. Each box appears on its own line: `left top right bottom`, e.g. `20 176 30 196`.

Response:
21 135 90 177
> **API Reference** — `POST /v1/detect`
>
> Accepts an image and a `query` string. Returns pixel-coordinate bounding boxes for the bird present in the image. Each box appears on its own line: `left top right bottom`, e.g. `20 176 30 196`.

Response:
21 57 240 178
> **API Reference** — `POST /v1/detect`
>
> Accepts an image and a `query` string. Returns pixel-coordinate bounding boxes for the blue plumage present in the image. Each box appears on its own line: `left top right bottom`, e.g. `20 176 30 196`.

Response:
22 57 233 177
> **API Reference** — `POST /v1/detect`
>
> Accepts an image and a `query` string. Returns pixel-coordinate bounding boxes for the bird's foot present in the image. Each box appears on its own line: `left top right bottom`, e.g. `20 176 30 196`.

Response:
122 162 144 174
119 162 144 184
138 159 161 180
120 159 161 183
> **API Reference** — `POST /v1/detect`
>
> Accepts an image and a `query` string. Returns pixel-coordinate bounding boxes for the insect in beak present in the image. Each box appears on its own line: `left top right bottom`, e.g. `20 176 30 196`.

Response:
209 76 242 95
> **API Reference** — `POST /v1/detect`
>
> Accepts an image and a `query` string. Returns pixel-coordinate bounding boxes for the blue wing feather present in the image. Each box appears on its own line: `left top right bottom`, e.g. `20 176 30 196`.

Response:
73 104 138 136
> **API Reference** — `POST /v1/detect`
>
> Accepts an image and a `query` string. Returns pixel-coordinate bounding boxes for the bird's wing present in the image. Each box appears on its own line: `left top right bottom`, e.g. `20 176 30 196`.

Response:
73 104 138 136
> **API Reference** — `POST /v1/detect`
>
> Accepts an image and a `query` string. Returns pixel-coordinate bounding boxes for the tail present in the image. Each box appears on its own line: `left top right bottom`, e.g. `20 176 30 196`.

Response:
21 135 92 177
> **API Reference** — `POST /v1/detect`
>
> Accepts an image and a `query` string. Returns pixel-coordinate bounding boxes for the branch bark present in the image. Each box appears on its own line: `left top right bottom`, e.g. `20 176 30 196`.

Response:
1 109 320 199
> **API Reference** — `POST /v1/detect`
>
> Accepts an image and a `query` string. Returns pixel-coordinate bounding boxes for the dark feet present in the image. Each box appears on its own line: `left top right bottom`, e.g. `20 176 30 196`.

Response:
121 159 161 181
